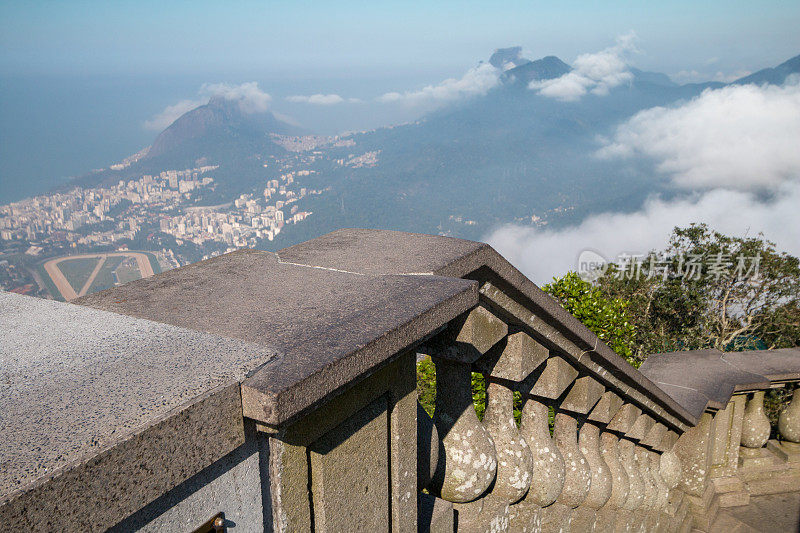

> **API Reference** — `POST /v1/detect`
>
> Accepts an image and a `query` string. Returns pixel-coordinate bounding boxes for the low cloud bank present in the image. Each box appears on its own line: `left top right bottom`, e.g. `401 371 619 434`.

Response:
286 94 360 105
487 183 800 284
530 32 637 101
144 82 272 131
598 79 800 190
488 77 800 283
378 63 501 106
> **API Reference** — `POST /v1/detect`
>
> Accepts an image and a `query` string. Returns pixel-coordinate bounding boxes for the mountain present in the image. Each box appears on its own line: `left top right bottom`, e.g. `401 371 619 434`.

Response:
63 50 800 247
733 54 800 86
146 96 301 160
503 56 571 85
67 95 303 200
275 51 800 245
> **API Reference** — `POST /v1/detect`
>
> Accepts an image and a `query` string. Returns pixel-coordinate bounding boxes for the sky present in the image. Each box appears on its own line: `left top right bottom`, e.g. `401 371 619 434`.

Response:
2 1 799 79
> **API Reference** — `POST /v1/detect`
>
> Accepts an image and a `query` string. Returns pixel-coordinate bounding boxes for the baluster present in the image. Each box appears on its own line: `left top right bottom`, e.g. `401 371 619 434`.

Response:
598 432 629 510
540 411 591 532
479 330 548 533
635 446 659 531
739 391 772 468
618 439 645 510
635 446 658 509
514 398 565 531
649 450 670 531
429 358 497 503
484 380 532 502
569 421 612 532
779 386 800 448
428 305 507 504
657 432 684 531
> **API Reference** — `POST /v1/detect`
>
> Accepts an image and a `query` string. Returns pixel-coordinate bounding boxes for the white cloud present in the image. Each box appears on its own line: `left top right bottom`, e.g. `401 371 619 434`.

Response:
286 94 360 105
486 183 800 284
378 63 500 106
530 32 637 101
144 82 273 131
201 82 272 114
143 98 205 131
597 80 800 190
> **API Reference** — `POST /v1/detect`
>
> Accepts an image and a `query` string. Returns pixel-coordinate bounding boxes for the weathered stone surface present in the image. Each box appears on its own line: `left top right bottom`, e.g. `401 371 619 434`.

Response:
483 380 532 504
517 399 565 507
741 391 771 449
75 249 477 426
627 414 656 441
619 439 645 510
0 292 272 529
640 348 772 419
578 423 612 509
279 229 697 428
1 382 246 532
673 412 713 497
309 397 390 532
436 305 508 363
530 357 578 400
560 376 605 415
607 403 641 434
476 330 548 382
268 352 417 532
553 413 591 508
642 422 668 449
418 493 454 533
778 387 800 443
418 403 439 491
430 359 497 503
588 391 624 424
110 422 268 532
599 432 629 509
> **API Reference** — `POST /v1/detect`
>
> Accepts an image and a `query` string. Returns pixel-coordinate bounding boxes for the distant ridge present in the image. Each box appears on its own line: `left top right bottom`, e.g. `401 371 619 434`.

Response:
732 54 800 86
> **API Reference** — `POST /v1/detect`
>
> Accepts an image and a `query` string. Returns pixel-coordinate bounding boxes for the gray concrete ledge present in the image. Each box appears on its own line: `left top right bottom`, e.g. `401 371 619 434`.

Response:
0 291 276 528
641 347 800 419
279 228 698 428
75 249 478 426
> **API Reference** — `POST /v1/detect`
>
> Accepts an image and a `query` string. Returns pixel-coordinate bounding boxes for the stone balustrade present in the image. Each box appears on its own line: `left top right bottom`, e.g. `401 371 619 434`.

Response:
1 228 799 532
641 346 800 530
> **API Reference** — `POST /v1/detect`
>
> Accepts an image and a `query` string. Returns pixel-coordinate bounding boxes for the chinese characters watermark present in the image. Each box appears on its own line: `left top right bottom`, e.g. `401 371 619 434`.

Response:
577 250 761 282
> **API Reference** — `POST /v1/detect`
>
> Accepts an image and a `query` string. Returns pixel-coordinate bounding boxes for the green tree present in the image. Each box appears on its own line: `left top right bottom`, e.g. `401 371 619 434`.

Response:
596 224 800 359
543 272 638 365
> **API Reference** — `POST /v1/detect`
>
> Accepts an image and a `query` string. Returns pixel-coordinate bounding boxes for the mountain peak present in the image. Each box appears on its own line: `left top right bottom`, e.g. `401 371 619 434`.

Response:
503 55 571 85
489 47 529 70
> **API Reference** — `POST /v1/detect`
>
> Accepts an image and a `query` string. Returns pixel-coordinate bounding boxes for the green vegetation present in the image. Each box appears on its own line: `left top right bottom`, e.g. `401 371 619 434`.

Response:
87 256 125 294
57 257 100 294
114 258 143 284
543 272 638 366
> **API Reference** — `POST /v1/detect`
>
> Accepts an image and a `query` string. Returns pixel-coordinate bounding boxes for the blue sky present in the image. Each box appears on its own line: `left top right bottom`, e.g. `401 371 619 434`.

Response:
2 0 799 78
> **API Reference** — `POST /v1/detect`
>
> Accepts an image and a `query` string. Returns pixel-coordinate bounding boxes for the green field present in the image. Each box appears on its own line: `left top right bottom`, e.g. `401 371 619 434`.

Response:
114 258 143 284
86 256 125 294
57 257 100 293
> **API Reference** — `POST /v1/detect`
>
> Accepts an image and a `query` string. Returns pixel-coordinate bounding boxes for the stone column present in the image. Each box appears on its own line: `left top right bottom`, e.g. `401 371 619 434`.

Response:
511 398 564 532
779 387 800 444
595 432 629 531
540 412 590 532
739 391 772 468
429 358 497 503
569 421 612 531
